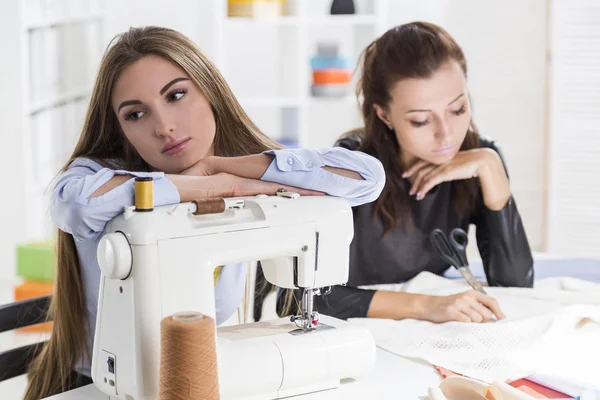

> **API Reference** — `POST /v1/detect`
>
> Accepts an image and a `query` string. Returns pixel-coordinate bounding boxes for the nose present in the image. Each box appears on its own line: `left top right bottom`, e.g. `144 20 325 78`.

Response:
433 116 451 142
154 108 175 138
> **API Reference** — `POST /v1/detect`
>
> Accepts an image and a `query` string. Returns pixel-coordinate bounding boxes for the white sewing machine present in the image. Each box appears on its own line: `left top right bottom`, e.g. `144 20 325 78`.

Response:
91 191 376 400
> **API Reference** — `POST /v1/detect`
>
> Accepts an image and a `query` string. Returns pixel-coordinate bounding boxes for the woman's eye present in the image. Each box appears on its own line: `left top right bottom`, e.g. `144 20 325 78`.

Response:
452 105 466 115
124 110 145 121
167 89 187 102
410 120 429 128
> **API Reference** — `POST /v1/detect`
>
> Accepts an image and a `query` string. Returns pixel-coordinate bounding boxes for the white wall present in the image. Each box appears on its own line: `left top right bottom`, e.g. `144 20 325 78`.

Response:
547 0 600 258
103 0 224 62
0 3 27 281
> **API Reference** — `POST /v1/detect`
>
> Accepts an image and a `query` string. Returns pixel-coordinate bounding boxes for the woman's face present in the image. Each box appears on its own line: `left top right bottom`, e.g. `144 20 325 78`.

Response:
112 55 216 173
375 61 472 168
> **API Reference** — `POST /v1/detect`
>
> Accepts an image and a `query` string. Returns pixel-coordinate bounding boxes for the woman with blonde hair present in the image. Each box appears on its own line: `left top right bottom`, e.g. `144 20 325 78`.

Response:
24 26 384 399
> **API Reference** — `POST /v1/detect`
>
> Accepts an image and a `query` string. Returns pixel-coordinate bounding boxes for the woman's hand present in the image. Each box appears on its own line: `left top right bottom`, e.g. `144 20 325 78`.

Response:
402 149 485 200
402 148 510 210
181 156 218 177
419 290 506 323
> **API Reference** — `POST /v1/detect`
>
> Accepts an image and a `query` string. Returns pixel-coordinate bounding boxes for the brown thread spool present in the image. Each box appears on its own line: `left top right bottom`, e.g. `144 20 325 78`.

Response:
135 177 154 212
159 312 219 400
192 198 225 215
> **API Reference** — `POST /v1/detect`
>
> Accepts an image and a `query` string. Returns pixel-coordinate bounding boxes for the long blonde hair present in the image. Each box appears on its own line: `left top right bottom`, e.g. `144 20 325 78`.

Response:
25 26 280 400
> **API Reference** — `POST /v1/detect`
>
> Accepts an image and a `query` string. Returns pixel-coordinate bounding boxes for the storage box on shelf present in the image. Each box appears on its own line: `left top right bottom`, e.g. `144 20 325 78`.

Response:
14 240 56 333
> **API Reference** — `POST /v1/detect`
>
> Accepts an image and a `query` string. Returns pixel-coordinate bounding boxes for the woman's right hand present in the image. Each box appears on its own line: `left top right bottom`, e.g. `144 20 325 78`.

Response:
419 290 506 323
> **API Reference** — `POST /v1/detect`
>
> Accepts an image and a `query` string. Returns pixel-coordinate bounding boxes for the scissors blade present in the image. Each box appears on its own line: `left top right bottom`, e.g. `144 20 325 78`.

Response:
457 267 487 294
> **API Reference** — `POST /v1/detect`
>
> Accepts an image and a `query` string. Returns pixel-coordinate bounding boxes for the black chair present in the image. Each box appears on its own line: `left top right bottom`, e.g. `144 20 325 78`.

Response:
0 295 51 382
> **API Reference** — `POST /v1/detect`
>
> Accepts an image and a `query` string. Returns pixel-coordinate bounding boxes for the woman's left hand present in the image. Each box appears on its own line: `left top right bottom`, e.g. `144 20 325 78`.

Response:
403 149 498 201
181 156 217 176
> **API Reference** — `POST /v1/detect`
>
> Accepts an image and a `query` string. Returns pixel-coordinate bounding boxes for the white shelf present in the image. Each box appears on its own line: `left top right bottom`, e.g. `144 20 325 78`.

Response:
307 14 377 25
237 95 359 109
29 88 90 115
218 1 386 148
309 95 358 106
225 16 301 27
225 14 377 28
25 13 104 30
238 96 306 108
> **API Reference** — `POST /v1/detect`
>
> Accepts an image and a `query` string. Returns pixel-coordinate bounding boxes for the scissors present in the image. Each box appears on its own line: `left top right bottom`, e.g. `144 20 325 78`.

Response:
430 228 487 294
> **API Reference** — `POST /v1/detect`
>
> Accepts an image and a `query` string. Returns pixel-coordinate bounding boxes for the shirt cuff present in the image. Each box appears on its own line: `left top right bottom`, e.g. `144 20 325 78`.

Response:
261 149 325 181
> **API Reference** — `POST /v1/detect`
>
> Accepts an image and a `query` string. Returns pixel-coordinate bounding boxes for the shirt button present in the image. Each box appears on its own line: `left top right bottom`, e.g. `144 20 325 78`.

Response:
306 162 314 168
287 157 294 165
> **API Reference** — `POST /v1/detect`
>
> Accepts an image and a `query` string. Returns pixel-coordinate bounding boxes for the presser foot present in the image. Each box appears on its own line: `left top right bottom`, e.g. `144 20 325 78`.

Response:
290 287 331 331
288 322 335 336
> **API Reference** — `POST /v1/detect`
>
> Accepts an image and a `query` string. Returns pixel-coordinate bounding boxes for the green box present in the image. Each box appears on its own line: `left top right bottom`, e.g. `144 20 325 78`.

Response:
16 241 56 282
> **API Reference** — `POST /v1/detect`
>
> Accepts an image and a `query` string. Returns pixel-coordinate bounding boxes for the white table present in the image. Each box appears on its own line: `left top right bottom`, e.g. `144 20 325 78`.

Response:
45 349 442 399
39 256 600 399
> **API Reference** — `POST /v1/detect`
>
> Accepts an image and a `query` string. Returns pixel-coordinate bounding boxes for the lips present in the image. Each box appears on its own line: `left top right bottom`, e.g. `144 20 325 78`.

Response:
161 137 190 154
433 144 458 155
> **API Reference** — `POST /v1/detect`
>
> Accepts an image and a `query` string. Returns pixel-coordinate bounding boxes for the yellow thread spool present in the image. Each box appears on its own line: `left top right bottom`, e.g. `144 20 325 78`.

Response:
134 177 154 212
213 266 222 286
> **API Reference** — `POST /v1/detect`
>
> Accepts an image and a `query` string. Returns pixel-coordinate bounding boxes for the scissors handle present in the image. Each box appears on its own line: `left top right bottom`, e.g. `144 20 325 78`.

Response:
449 228 469 267
430 229 462 269
431 228 486 294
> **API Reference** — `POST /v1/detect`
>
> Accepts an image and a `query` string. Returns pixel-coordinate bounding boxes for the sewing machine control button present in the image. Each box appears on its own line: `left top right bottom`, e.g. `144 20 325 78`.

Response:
276 191 300 199
98 232 132 280
254 194 268 199
107 357 115 374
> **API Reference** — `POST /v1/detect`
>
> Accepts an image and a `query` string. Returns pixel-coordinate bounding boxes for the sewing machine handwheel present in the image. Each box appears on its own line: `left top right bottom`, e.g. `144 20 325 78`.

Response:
98 232 132 280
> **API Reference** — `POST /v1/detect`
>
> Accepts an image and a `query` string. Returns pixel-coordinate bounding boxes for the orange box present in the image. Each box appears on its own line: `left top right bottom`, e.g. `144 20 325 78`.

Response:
313 69 352 84
14 281 54 333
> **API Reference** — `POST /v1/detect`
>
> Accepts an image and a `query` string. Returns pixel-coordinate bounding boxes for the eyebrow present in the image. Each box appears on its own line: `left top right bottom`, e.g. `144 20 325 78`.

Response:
159 77 189 95
405 93 465 114
117 77 190 112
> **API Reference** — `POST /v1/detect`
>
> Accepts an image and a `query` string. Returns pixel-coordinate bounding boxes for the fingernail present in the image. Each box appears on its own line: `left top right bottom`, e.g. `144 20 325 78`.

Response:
402 172 407 178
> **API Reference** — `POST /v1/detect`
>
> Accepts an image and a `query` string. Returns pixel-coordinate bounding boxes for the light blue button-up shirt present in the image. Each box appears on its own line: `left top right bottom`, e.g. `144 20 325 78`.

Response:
50 147 384 375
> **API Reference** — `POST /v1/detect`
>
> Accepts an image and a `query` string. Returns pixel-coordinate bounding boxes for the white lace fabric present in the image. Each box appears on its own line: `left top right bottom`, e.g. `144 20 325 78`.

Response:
350 272 600 385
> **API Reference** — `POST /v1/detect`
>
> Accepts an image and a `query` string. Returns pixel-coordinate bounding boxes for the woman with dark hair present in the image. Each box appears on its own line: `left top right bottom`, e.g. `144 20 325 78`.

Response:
311 21 534 323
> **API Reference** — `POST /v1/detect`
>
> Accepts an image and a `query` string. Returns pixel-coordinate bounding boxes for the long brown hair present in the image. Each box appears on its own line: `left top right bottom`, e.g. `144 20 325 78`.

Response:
25 26 280 400
352 21 480 232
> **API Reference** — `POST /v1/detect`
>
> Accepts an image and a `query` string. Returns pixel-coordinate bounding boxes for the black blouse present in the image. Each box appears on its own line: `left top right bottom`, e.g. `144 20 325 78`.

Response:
311 134 534 319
